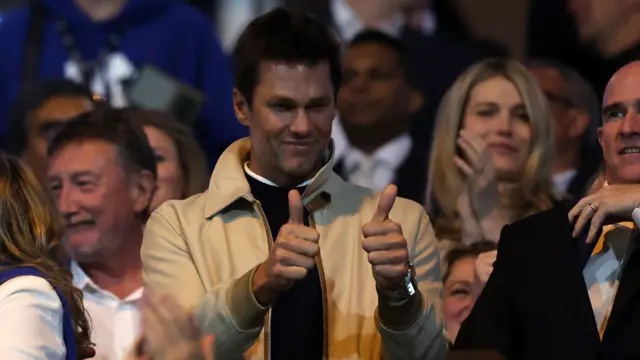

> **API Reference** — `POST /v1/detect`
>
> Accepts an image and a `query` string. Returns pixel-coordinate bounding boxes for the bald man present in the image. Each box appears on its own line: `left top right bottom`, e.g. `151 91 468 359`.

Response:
451 62 640 359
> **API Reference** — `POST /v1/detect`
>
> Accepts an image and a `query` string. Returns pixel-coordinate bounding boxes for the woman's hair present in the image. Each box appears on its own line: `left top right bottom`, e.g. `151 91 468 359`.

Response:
426 58 555 241
443 241 498 283
0 153 91 348
121 108 209 198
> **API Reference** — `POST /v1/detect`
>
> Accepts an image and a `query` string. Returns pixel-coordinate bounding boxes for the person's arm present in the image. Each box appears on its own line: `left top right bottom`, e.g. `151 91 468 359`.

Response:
376 206 447 360
141 204 266 359
0 276 66 359
453 224 517 356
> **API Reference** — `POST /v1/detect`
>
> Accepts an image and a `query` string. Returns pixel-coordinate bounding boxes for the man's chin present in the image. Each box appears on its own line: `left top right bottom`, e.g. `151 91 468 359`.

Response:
282 162 320 182
63 240 104 263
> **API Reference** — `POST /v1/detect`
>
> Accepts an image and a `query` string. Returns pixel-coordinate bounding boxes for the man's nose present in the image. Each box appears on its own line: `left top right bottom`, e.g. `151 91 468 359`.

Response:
56 186 80 218
619 111 640 134
289 111 313 136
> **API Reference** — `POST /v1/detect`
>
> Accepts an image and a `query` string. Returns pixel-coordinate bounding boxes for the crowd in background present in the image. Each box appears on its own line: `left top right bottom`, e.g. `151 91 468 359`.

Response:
0 0 637 359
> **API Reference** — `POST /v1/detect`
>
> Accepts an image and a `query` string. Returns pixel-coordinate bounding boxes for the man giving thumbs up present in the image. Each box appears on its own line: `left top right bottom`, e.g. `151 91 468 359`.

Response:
252 190 321 306
363 185 413 294
141 8 445 360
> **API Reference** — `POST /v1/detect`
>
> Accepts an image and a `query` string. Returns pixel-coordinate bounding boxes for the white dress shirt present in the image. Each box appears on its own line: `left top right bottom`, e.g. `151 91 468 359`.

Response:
71 262 143 360
552 168 577 194
332 118 412 191
0 276 66 359
330 0 436 42
330 0 405 41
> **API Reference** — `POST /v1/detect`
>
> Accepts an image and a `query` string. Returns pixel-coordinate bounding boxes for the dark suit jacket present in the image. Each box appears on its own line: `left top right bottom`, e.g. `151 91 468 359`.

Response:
454 203 640 360
333 143 428 204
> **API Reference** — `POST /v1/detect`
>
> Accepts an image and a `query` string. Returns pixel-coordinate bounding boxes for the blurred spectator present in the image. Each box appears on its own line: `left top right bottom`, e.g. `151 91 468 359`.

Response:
289 0 505 152
442 241 497 343
122 108 209 212
333 30 426 202
46 108 156 360
0 0 247 165
3 79 95 182
0 152 93 359
532 0 640 97
453 61 640 359
567 0 640 94
426 58 556 246
527 59 602 200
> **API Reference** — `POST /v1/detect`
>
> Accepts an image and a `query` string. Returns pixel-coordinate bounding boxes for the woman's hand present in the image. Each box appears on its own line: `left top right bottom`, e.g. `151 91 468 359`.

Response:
455 130 503 242
475 250 497 285
126 292 214 360
454 130 501 222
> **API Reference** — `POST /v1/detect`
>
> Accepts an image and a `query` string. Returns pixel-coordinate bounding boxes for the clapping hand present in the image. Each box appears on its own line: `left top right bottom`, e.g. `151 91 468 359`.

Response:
128 292 214 360
569 184 640 243
474 250 497 285
454 130 500 222
362 185 410 291
454 130 503 242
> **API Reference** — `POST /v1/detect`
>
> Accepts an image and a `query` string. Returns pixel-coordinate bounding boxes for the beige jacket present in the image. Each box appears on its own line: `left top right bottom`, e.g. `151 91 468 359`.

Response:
141 138 446 360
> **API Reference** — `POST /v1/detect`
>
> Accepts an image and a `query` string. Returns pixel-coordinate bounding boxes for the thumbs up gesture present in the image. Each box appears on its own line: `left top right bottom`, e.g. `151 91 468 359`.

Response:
362 185 410 291
252 190 321 306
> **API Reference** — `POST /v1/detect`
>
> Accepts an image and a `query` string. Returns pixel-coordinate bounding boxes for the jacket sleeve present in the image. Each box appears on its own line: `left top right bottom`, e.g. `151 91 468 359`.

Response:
452 224 517 357
142 205 268 359
376 207 447 360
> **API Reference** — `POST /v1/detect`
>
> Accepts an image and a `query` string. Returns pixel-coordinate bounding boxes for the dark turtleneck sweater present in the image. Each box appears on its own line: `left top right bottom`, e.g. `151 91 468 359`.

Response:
245 172 324 360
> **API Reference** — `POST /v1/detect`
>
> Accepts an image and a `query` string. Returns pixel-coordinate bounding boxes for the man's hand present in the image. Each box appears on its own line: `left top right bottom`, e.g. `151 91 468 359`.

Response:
362 185 410 291
569 184 640 243
252 190 320 306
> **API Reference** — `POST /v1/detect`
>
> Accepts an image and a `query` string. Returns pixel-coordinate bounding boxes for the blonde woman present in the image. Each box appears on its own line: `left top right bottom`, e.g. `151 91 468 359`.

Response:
427 58 557 248
0 153 92 359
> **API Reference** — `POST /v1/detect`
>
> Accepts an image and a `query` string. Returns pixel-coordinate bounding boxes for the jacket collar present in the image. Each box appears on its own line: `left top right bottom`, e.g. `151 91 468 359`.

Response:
203 137 336 218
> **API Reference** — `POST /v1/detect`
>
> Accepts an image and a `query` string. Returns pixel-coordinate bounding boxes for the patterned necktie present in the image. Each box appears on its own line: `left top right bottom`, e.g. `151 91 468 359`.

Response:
591 222 635 255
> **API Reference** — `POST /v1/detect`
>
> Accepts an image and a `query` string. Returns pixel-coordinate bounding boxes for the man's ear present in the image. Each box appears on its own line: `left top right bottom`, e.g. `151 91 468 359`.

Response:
597 126 604 150
408 88 424 116
129 169 155 215
233 89 251 127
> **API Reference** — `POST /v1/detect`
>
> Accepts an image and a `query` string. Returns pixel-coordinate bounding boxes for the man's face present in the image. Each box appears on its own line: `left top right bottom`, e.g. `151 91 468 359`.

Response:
528 66 586 150
234 61 336 185
25 96 94 180
46 140 148 262
598 70 640 184
568 0 632 43
338 42 418 131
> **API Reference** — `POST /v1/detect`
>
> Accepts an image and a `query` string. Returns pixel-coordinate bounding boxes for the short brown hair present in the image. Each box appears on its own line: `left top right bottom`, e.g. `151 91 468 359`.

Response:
443 241 498 283
48 106 157 181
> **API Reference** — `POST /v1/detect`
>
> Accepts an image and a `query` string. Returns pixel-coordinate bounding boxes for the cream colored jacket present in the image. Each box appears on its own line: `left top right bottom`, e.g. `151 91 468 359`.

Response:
141 139 446 360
